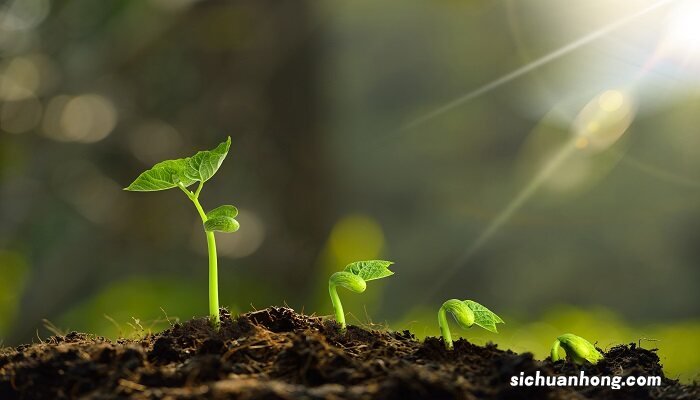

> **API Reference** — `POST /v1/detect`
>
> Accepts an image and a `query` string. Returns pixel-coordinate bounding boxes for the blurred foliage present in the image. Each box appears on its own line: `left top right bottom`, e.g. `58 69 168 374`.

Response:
0 250 28 336
57 277 209 338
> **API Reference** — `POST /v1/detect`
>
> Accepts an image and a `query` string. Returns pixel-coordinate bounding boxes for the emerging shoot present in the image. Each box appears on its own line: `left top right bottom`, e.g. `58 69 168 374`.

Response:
328 260 394 330
438 299 504 350
125 136 239 328
551 333 604 365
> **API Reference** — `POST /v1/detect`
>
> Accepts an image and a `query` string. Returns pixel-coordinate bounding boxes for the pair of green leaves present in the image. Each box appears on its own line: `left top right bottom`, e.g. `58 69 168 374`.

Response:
125 136 239 234
204 205 239 233
444 299 504 333
125 137 231 192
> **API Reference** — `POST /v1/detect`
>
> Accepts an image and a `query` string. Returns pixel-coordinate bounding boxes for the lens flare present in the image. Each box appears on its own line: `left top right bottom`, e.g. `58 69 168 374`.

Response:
662 1 700 61
573 90 635 153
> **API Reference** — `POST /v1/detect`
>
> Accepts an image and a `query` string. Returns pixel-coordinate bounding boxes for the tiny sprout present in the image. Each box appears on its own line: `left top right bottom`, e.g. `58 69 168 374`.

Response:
438 299 504 350
551 333 604 365
328 260 394 330
125 137 239 328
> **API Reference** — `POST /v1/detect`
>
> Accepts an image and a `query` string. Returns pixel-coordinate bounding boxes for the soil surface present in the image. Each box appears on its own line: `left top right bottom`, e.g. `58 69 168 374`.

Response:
0 307 697 399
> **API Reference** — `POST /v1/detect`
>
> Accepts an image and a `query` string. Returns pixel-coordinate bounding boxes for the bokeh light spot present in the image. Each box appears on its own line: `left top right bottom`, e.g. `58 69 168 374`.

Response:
0 57 40 101
128 120 182 164
329 214 385 265
574 137 588 150
598 90 624 112
573 89 635 153
0 0 50 31
215 210 266 259
49 94 118 143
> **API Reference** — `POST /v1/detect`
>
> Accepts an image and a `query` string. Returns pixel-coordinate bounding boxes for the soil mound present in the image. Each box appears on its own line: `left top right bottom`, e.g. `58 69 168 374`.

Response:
1 307 696 399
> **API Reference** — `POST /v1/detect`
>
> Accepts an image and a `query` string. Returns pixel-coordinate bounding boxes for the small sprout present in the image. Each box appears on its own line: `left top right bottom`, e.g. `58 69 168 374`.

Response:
328 260 394 330
125 137 239 328
551 333 604 365
438 299 504 350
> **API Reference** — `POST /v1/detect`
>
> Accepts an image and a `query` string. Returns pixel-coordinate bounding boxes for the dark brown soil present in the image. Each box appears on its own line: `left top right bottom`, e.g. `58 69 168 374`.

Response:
0 307 697 399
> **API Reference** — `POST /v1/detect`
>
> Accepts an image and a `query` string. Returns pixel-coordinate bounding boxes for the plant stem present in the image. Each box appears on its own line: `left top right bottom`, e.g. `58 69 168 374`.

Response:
178 182 220 328
204 230 219 327
438 306 453 350
551 339 562 361
328 282 345 330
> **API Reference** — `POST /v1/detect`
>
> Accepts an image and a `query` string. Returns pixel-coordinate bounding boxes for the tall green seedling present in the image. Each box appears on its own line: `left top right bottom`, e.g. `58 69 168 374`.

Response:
125 136 239 328
438 299 504 350
328 260 394 330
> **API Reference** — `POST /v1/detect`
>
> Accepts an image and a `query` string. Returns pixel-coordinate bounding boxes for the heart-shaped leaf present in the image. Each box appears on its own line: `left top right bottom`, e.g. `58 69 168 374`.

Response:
463 300 504 333
343 260 394 281
124 159 195 191
125 137 231 191
183 137 231 183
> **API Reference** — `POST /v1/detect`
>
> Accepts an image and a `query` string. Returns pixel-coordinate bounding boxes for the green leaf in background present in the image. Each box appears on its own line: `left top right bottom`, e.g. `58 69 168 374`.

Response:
204 216 240 233
344 260 394 281
464 300 505 333
206 205 238 220
183 137 231 183
124 159 195 191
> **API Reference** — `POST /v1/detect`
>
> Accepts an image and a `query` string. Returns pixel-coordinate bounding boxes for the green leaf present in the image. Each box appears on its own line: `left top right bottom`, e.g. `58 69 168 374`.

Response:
124 159 195 191
343 260 394 281
441 299 475 330
204 216 240 233
556 333 604 365
206 205 238 220
329 271 367 293
183 137 231 183
125 136 231 191
463 300 505 333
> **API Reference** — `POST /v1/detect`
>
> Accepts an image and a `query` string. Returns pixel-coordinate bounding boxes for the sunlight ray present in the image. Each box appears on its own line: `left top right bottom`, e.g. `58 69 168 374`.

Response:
398 0 676 133
421 140 578 300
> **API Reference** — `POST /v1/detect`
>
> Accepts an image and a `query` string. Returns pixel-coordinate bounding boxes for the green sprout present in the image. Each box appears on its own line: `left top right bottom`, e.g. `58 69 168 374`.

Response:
551 333 604 365
438 299 504 350
328 260 394 330
125 136 239 328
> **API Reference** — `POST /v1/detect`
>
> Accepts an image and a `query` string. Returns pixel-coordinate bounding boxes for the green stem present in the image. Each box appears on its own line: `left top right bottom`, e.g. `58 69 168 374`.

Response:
438 306 453 350
205 230 219 327
551 339 562 361
328 282 345 330
179 182 220 328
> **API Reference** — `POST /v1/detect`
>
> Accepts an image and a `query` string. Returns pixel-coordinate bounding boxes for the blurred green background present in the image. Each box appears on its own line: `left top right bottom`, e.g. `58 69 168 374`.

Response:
1 0 699 382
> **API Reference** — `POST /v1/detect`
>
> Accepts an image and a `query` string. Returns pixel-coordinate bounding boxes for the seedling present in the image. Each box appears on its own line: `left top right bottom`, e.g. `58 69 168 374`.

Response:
125 137 239 328
328 260 394 330
551 333 604 365
438 299 504 350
